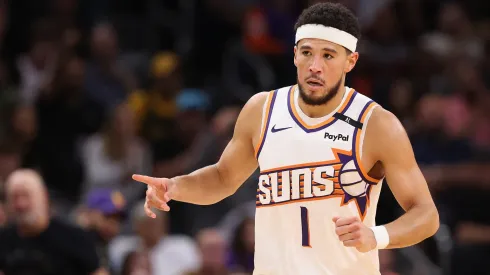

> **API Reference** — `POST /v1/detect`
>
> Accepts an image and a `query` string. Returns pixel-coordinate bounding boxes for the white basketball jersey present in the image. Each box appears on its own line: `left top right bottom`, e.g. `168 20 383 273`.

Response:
253 85 384 275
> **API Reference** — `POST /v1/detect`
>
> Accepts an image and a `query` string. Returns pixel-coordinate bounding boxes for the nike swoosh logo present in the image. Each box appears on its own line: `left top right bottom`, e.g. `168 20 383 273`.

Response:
271 125 292 133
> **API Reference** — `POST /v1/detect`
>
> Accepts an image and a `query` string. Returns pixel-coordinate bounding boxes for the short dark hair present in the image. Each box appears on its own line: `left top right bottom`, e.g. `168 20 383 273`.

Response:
294 2 361 42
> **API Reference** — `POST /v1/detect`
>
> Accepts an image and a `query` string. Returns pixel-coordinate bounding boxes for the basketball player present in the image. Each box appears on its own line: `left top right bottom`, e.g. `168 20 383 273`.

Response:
133 3 439 274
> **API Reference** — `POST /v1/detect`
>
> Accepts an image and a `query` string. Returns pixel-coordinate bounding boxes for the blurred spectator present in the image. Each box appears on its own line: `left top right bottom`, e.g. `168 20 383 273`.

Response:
189 0 243 84
29 55 104 202
387 78 415 132
0 59 18 119
152 88 211 178
0 200 5 228
186 228 229 275
80 102 151 206
242 0 296 55
358 4 409 103
16 19 57 104
410 94 474 165
1 104 37 154
76 189 126 271
218 201 256 243
128 51 183 163
471 96 490 153
227 218 254 273
84 22 135 109
379 250 400 275
420 2 484 62
109 200 200 275
121 251 151 275
171 107 258 236
0 169 105 275
0 143 22 197
361 3 409 69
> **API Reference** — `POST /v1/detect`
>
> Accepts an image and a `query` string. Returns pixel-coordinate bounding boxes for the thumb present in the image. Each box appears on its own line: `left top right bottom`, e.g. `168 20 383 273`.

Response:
163 191 172 202
332 217 340 223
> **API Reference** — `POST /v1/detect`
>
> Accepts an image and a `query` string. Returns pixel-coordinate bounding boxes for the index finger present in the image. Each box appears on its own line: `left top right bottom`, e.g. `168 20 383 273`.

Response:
334 216 359 227
132 174 161 187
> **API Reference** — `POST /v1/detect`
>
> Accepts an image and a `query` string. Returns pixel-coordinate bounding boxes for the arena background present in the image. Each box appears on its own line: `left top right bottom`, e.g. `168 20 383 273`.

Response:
0 0 489 274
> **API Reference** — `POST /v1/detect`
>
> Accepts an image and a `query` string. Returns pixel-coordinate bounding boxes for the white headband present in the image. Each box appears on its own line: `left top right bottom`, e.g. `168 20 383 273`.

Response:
295 24 358 52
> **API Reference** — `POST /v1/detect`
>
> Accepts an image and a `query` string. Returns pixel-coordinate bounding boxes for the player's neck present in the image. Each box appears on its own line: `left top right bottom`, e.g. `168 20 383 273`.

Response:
298 85 346 118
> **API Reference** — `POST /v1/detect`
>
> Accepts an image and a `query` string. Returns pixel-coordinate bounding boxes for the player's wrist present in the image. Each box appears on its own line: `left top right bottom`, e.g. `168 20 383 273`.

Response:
370 226 390 249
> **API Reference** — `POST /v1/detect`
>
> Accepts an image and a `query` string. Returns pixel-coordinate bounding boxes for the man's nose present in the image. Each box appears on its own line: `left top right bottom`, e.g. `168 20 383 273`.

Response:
309 56 323 74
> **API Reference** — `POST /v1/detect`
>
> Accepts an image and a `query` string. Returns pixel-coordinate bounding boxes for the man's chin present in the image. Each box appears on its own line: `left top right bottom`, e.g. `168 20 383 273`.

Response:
304 83 325 93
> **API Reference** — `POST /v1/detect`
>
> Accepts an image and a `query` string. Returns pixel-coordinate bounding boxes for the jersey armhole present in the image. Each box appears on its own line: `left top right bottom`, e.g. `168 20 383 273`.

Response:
359 104 379 159
254 90 277 159
353 102 382 184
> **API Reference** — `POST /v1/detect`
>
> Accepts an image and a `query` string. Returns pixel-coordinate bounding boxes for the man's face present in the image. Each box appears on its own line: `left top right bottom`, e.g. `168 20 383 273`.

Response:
294 38 358 106
6 175 46 226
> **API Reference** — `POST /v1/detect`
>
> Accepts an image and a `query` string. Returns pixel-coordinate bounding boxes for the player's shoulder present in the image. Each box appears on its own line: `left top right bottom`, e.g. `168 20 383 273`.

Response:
362 105 410 161
368 107 405 137
244 84 294 109
245 91 270 109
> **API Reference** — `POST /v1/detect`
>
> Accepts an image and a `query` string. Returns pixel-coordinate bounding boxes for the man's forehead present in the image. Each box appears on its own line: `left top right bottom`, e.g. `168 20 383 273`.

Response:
6 170 44 193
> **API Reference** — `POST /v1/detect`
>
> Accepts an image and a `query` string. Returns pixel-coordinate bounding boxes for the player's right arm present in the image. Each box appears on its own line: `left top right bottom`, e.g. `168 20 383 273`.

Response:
133 92 268 216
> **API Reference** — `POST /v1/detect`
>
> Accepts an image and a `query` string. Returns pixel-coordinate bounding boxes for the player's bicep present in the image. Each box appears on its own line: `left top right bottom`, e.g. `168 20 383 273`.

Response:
215 93 267 190
371 109 434 211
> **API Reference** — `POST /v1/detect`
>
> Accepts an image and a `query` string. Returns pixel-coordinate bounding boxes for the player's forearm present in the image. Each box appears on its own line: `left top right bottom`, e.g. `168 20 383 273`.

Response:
383 203 439 249
171 164 236 205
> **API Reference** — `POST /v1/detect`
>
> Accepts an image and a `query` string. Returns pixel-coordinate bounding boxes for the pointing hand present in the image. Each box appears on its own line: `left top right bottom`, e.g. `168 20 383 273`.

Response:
132 175 177 218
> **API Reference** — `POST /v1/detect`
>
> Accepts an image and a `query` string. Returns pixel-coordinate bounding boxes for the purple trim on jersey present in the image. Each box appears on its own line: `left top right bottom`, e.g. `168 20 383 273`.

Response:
256 90 278 159
287 87 357 133
340 169 358 174
351 100 378 185
340 178 364 187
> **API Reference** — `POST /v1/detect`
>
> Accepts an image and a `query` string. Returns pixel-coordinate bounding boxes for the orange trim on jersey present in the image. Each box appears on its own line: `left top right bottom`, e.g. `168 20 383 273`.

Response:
256 193 347 207
289 86 355 130
254 91 275 158
260 148 352 174
355 102 382 183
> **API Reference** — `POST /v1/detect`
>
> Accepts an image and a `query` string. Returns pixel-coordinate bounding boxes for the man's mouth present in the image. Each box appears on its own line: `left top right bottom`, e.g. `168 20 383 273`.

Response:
306 79 323 87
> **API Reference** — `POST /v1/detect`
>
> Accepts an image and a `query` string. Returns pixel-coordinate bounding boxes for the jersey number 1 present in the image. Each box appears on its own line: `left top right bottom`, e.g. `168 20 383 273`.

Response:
300 206 311 247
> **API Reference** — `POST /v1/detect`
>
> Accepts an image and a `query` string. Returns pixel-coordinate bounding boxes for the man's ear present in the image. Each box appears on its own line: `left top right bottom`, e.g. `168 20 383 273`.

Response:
345 51 359 73
293 45 298 67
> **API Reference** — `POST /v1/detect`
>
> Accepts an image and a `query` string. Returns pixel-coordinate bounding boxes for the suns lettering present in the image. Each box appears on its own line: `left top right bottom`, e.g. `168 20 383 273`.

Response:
292 168 311 199
258 175 271 205
313 166 335 196
258 165 336 205
271 172 290 202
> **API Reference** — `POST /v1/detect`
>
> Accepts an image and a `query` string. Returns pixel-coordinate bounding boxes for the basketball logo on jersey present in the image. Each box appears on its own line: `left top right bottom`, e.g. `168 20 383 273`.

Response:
256 148 375 220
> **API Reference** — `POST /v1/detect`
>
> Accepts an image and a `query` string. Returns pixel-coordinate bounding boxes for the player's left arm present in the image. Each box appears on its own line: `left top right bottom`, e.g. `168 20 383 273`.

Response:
366 107 440 249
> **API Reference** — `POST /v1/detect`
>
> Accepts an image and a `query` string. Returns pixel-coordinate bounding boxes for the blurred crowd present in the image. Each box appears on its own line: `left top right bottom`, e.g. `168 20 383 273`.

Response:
0 0 489 274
